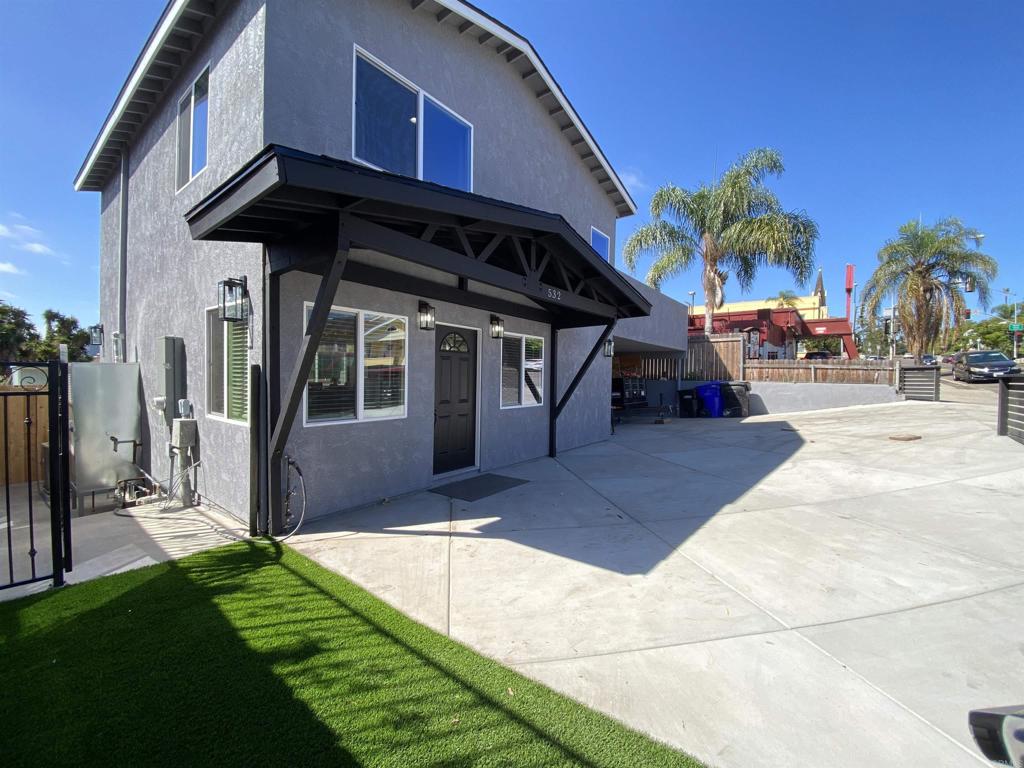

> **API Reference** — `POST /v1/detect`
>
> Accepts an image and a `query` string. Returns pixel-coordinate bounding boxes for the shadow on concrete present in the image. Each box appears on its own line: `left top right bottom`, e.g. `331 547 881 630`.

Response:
296 418 805 575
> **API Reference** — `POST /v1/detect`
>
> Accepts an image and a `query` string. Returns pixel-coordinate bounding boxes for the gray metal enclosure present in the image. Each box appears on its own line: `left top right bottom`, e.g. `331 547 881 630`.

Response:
996 375 1024 444
899 365 941 401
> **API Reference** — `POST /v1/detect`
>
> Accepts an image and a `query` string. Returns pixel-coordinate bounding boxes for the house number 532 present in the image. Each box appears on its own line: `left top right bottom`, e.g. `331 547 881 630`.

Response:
546 288 562 301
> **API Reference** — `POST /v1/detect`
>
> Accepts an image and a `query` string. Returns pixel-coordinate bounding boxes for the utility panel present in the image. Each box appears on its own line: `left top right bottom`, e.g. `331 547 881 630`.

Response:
155 336 186 426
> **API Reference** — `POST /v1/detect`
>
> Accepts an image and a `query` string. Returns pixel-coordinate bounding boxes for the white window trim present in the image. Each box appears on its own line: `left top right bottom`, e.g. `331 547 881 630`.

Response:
175 64 211 194
301 301 410 428
499 332 545 410
204 305 249 427
432 321 482 477
351 45 474 192
590 226 611 261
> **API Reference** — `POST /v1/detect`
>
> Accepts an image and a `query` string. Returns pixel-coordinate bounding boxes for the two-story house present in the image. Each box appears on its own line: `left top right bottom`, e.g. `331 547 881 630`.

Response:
76 0 687 533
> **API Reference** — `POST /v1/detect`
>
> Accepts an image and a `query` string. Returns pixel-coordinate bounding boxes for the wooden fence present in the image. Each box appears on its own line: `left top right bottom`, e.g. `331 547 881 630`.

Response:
684 333 744 381
744 358 895 385
0 386 50 485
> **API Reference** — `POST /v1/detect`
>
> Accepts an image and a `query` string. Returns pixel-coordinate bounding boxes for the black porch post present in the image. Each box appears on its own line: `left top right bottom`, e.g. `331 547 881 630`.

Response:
548 327 559 457
267 219 349 534
549 319 615 458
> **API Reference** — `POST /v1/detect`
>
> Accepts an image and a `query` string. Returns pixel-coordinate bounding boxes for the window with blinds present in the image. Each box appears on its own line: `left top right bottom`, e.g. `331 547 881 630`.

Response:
304 305 408 424
501 334 544 408
206 309 248 423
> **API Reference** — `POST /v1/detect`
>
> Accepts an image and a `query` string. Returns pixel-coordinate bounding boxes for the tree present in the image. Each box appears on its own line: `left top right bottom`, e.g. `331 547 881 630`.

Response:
766 289 800 308
0 301 39 360
859 218 997 360
23 310 92 362
622 148 818 336
802 336 840 355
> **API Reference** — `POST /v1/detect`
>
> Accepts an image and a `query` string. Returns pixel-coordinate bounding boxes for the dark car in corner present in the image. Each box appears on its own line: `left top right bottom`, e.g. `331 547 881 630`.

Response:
952 350 1022 382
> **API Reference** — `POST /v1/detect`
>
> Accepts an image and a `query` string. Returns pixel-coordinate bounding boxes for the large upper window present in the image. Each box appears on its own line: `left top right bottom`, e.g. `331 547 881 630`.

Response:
501 334 544 408
591 227 610 261
354 49 472 192
305 304 407 425
206 308 248 423
177 69 209 189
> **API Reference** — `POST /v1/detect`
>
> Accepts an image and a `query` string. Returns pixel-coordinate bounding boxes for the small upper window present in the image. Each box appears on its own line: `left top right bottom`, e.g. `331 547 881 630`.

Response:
440 332 469 353
177 69 209 189
591 227 610 261
353 49 473 192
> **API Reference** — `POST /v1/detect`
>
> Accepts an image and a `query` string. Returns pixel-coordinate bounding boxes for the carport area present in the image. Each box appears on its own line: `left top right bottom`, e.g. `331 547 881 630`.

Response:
290 396 1023 768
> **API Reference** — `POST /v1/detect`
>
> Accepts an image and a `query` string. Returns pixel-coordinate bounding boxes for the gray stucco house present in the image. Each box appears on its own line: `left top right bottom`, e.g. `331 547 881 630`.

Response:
77 0 686 532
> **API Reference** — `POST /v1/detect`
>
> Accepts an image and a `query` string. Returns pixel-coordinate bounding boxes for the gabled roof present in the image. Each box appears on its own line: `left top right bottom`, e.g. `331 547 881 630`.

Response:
75 0 638 217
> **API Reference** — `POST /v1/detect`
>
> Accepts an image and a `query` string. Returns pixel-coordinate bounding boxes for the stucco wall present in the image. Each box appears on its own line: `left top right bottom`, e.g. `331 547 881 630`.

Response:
98 173 121 358
746 382 900 415
278 253 554 517
98 0 267 519
262 0 619 255
615 273 688 352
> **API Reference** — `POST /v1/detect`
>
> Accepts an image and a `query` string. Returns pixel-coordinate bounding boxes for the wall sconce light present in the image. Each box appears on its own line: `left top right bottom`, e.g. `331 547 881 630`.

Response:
603 337 615 357
417 301 436 331
490 315 505 339
88 323 104 347
218 276 248 323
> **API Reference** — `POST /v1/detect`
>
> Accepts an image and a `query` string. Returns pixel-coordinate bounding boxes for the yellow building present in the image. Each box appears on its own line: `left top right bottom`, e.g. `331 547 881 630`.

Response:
692 270 830 320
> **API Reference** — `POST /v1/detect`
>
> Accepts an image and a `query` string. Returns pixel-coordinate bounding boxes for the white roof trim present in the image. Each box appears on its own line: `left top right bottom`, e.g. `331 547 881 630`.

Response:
73 0 192 191
434 0 636 215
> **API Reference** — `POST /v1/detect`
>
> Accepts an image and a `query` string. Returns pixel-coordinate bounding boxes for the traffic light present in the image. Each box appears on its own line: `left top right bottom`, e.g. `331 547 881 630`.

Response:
964 309 972 320
883 318 892 335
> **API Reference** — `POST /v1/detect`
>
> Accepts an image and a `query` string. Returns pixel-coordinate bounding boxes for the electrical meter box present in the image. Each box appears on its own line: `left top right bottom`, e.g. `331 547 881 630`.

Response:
156 336 186 426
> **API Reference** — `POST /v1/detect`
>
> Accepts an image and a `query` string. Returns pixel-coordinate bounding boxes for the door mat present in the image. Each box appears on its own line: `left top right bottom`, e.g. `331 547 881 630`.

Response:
430 473 528 502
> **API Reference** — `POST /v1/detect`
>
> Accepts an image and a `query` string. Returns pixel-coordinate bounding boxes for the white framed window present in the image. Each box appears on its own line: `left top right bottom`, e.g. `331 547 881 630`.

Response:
590 226 610 261
176 68 210 190
500 333 544 408
205 308 248 424
303 303 408 425
353 47 473 192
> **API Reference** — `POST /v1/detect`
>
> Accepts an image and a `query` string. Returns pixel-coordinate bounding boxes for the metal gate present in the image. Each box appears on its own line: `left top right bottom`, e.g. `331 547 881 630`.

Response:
1 361 72 590
899 365 941 401
996 375 1024 446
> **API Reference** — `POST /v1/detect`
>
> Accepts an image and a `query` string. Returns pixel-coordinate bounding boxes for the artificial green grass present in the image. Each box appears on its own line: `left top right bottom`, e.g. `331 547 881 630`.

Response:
1 541 702 767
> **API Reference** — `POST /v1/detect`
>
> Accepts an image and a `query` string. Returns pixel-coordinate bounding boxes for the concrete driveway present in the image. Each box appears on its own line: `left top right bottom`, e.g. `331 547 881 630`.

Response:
290 396 1024 767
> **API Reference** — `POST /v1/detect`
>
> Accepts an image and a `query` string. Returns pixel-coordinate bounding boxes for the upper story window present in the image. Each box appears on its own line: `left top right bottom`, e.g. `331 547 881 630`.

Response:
590 227 610 261
354 49 473 192
177 68 209 190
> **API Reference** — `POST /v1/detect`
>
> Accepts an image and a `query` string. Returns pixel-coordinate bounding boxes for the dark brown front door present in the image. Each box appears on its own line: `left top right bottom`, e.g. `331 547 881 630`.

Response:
434 326 477 474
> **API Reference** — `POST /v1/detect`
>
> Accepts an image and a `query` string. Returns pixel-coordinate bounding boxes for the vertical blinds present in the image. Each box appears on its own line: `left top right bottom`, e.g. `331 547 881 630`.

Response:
501 336 522 407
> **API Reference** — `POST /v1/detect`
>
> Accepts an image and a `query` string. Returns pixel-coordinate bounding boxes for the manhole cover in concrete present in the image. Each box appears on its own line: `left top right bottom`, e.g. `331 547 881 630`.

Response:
888 434 922 442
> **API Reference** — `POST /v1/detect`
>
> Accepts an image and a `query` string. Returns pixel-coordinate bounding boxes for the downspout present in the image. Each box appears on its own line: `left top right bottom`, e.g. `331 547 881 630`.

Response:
116 148 130 362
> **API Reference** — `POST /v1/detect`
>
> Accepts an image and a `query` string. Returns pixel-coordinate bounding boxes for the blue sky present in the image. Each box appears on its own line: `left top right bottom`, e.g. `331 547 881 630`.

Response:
1 0 1022 331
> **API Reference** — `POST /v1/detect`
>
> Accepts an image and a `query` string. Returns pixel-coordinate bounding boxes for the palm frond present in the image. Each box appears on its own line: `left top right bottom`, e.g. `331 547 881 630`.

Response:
621 219 697 279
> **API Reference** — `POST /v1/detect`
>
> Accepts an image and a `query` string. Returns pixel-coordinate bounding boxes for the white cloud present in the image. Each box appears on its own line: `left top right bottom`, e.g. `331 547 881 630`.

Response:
0 290 15 299
619 167 648 193
19 242 55 256
0 261 26 275
12 224 41 238
0 224 11 238
7 211 25 220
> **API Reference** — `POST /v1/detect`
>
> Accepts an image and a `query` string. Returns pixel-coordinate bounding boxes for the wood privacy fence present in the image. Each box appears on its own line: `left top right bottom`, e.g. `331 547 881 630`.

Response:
0 386 50 485
745 359 895 385
684 334 744 381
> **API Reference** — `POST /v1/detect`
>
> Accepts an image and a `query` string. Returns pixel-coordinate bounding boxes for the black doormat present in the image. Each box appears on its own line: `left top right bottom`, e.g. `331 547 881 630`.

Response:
430 473 528 502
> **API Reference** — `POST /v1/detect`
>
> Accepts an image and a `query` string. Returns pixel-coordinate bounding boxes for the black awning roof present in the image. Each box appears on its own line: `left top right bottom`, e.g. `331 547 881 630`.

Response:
184 145 650 326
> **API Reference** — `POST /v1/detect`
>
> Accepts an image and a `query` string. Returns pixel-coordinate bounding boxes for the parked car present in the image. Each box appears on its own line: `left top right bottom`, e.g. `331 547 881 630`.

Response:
921 354 938 366
940 354 955 364
952 350 1022 382
803 351 832 360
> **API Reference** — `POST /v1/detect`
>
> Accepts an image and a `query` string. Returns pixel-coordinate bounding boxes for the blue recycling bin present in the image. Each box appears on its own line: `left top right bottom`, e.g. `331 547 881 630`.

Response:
695 382 724 418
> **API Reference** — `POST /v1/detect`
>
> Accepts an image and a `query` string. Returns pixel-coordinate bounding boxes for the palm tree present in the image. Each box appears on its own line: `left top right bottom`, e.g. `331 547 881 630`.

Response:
859 218 997 359
766 289 800 309
622 148 818 336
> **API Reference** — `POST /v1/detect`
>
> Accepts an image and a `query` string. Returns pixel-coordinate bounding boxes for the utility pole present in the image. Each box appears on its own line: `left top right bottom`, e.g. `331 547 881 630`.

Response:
999 288 1019 360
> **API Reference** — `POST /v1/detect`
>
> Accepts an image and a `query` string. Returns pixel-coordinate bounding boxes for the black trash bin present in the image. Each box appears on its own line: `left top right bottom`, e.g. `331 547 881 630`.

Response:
721 381 750 418
678 389 697 418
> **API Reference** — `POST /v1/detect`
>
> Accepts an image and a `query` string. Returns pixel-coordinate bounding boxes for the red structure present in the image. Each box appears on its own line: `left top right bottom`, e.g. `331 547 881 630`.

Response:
689 308 859 359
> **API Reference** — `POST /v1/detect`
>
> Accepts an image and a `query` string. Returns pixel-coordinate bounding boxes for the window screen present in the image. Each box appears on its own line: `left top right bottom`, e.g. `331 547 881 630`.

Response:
363 313 406 418
354 56 417 177
422 97 471 191
307 309 357 422
501 336 522 407
523 337 544 406
207 310 225 415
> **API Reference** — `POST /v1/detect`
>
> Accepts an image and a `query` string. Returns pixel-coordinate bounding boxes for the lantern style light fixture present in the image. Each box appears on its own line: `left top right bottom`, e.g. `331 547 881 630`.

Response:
603 337 615 357
417 301 436 331
218 276 248 322
88 323 104 347
489 315 504 339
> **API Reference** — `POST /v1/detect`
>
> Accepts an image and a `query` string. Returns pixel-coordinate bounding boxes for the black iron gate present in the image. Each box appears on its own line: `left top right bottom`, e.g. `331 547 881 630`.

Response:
1 361 72 590
996 375 1024 446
